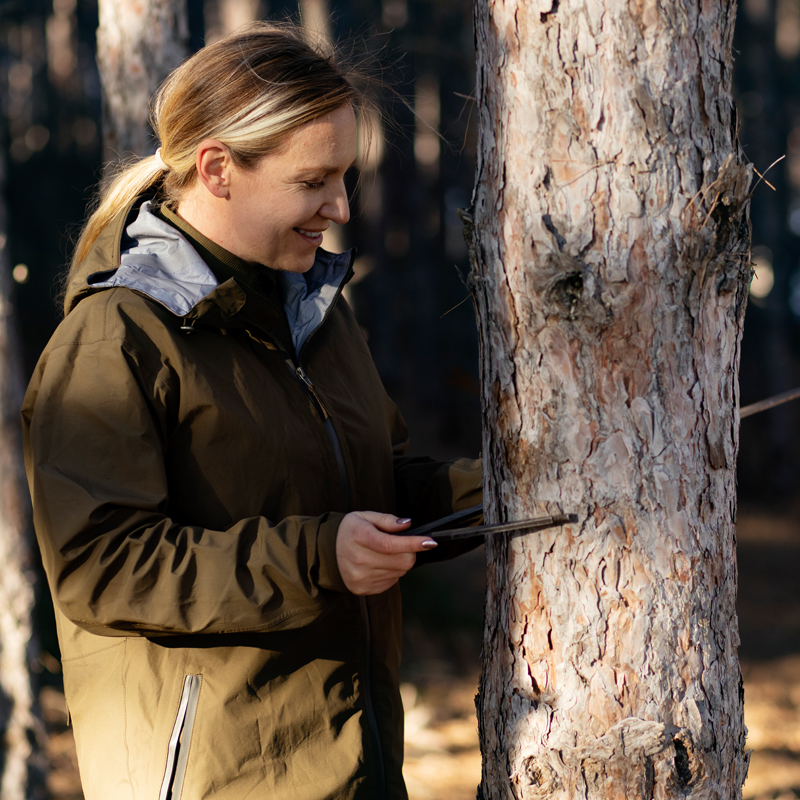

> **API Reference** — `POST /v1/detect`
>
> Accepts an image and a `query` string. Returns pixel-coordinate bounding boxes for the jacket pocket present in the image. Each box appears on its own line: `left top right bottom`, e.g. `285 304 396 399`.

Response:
159 674 202 800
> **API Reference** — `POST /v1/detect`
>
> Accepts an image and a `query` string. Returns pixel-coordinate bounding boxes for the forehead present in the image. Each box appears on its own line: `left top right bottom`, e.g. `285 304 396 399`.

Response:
279 105 357 170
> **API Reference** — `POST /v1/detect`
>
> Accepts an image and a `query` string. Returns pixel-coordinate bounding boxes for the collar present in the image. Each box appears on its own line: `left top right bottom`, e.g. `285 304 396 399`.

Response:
156 204 281 298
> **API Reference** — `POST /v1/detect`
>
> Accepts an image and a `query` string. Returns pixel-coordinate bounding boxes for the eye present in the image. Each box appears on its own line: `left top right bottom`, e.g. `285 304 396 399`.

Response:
303 180 324 189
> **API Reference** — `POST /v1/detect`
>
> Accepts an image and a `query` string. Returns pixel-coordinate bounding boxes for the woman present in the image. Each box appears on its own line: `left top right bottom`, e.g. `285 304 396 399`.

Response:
21 22 481 800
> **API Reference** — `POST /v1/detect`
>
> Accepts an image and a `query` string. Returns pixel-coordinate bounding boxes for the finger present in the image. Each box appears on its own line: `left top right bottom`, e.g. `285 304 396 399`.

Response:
355 511 413 533
391 535 438 554
365 550 418 572
344 538 417 570
358 526 437 556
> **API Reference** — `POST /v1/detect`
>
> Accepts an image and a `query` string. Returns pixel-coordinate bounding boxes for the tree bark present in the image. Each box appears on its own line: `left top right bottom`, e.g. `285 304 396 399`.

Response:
0 152 45 798
96 0 189 165
468 1 752 797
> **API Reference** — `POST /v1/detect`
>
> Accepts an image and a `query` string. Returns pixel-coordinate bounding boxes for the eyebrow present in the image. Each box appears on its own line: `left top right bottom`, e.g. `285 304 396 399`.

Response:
297 159 357 175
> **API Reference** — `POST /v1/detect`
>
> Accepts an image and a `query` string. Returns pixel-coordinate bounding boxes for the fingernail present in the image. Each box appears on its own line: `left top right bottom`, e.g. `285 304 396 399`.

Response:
397 518 412 525
422 539 438 549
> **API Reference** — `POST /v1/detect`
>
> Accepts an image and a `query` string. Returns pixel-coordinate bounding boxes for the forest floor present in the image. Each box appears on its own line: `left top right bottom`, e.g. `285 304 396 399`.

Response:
41 508 800 799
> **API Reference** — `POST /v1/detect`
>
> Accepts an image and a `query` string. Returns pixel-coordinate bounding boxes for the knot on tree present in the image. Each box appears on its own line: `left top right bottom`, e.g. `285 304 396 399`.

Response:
514 721 705 798
521 756 559 798
534 251 611 330
554 272 583 313
670 732 704 792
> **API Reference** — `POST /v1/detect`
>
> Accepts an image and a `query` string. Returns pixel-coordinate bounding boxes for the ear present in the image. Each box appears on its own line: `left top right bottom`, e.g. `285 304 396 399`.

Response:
195 139 232 199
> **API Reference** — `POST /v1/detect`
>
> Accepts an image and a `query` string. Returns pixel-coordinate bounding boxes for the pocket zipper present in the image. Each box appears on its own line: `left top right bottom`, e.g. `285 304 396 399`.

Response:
159 674 202 800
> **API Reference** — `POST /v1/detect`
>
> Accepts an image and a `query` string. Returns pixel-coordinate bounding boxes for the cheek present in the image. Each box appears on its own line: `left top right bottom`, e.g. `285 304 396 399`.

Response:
258 206 292 236
293 197 323 223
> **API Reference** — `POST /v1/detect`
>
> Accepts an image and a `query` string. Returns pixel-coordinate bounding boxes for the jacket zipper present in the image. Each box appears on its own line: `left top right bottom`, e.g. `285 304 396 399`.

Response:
289 362 387 799
159 674 202 800
244 251 387 798
295 365 351 511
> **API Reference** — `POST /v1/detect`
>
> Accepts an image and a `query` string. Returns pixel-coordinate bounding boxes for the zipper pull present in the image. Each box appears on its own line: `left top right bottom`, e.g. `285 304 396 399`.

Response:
296 366 330 419
295 365 312 387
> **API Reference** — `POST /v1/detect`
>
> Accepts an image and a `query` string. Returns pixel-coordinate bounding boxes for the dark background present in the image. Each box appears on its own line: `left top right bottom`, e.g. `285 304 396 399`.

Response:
9 3 800 797
6 0 800 704
5 0 800 497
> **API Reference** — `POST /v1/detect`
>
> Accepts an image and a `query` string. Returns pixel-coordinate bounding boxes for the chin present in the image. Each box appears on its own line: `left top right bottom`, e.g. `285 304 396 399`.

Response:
275 262 314 274
278 255 317 273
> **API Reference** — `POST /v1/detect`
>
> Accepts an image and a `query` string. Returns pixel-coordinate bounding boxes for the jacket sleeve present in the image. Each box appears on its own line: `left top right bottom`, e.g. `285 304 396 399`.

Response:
390 405 483 564
22 334 347 639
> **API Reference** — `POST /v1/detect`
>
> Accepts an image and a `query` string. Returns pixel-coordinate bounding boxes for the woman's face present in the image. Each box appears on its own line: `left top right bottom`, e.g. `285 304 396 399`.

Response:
225 103 357 273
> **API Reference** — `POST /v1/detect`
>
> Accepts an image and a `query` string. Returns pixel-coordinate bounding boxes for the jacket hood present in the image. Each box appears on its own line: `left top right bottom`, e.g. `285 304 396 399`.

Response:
87 201 218 316
66 199 354 352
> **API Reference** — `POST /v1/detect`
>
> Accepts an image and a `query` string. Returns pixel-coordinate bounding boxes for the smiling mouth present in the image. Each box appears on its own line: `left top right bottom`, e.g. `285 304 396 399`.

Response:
294 228 325 244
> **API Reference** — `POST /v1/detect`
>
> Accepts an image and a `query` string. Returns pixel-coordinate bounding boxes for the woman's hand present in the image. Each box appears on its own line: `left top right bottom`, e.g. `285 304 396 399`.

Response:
335 512 438 595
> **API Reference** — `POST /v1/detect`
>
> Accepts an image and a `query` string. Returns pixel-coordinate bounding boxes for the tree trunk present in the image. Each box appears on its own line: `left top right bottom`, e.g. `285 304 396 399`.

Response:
0 150 45 797
203 0 263 44
468 1 752 797
96 0 189 165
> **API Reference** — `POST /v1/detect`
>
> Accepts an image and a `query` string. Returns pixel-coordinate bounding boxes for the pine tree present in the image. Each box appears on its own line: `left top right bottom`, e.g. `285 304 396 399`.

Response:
467 1 752 795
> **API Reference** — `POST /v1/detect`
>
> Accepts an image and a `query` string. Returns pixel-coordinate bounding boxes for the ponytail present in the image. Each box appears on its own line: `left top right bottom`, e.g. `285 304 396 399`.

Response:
69 156 165 276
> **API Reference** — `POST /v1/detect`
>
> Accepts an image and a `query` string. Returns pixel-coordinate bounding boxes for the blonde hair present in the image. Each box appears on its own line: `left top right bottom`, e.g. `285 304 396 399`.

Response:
69 22 364 283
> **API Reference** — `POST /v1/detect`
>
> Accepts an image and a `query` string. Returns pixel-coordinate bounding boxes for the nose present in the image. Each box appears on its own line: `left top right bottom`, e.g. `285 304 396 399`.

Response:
321 181 350 225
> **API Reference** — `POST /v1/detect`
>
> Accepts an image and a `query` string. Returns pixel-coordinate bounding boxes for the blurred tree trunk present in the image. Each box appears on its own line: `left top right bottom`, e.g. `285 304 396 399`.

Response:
203 0 262 44
468 1 752 797
0 144 45 798
96 0 189 168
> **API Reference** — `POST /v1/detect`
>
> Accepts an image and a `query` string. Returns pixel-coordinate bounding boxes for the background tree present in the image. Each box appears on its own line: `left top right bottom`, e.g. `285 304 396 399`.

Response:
0 178 45 800
96 0 189 164
468 1 752 796
0 14 46 798
0 242 44 800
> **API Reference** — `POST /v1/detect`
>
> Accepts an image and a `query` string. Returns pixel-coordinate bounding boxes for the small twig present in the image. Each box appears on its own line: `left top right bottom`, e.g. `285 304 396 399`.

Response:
702 191 722 228
460 101 475 155
720 250 753 263
454 93 477 154
440 293 472 318
684 186 705 214
452 261 470 288
553 160 616 188
741 385 800 418
751 167 776 192
751 154 785 193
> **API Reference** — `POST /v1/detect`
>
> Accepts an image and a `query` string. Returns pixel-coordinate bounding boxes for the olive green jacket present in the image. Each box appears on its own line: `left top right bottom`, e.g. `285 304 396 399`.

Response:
22 199 482 800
